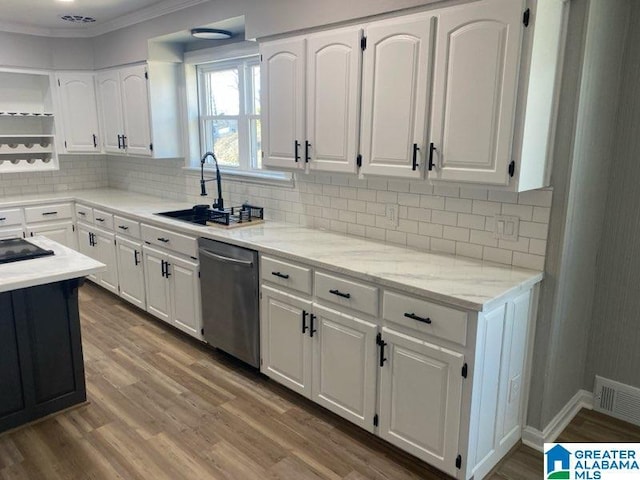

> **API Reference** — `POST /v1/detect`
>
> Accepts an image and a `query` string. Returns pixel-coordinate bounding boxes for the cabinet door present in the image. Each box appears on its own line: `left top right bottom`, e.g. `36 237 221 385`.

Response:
311 304 377 431
143 246 170 323
360 14 433 178
116 236 145 310
428 0 523 185
57 73 100 153
27 221 76 250
96 71 125 154
260 285 313 398
307 28 362 173
167 254 202 339
120 65 152 156
0 228 24 240
378 327 464 477
76 225 98 282
93 230 118 295
261 38 306 170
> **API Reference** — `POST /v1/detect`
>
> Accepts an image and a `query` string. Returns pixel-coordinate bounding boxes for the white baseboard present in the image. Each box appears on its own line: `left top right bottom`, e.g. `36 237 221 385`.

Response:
522 389 593 451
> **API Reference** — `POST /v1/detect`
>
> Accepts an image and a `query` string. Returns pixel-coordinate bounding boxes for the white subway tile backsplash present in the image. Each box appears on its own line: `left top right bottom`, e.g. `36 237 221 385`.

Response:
519 221 549 240
431 210 458 226
484 247 513 265
407 206 431 222
457 213 486 230
456 242 483 260
398 193 421 207
502 203 534 221
407 233 430 250
386 230 407 246
529 238 548 256
512 252 545 270
533 206 551 223
472 200 502 216
443 225 470 242
431 238 456 254
445 197 473 213
433 185 460 197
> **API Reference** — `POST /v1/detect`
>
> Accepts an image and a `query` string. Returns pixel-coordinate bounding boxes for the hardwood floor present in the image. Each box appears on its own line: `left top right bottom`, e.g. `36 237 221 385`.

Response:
1 283 639 479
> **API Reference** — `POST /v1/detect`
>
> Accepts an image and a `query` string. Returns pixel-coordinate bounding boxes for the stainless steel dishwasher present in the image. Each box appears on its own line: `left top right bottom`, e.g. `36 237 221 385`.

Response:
198 238 260 368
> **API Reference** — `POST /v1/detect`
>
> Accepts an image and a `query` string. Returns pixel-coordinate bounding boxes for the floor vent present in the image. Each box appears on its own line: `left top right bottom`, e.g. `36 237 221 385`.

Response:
594 376 640 427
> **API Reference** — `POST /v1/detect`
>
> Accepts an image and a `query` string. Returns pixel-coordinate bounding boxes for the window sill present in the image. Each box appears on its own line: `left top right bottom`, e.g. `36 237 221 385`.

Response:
183 166 294 188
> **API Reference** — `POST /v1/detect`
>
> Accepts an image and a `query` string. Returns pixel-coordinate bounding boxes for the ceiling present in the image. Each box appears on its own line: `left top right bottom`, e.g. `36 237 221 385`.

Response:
0 0 209 37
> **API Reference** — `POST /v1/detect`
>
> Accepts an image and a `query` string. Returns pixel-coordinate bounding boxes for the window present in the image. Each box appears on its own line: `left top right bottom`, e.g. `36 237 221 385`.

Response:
197 57 263 172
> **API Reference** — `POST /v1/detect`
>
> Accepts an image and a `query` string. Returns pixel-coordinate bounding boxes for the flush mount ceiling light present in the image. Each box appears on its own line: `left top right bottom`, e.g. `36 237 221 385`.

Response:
191 28 233 40
60 14 96 23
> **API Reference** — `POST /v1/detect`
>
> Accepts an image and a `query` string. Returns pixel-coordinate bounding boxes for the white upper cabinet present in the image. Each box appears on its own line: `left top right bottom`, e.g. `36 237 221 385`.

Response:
97 70 125 154
120 65 152 157
96 63 182 159
428 0 524 186
261 38 306 170
360 14 433 178
307 27 362 174
56 73 100 153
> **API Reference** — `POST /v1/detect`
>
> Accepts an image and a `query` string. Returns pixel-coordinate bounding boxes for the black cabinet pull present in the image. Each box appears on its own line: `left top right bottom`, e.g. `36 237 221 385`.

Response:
161 260 166 277
95 218 105 222
157 237 170 243
93 133 97 148
78 211 86 216
165 262 171 278
302 310 309 334
309 314 317 337
412 143 420 171
0 217 5 221
428 142 436 171
42 211 58 216
404 312 432 324
118 225 129 231
89 232 95 247
271 271 290 279
377 333 387 367
294 140 301 163
122 135 127 149
134 250 140 266
117 135 122 149
329 289 351 299
305 140 311 163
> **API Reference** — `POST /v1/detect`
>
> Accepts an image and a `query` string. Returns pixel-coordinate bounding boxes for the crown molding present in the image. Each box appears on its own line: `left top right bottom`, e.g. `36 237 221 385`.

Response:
0 0 210 39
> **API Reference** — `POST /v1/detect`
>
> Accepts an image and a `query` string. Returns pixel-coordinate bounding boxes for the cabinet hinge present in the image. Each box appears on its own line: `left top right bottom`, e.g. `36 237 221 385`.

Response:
508 160 515 178
523 8 531 27
456 455 462 469
356 154 362 168
149 143 153 151
462 363 468 378
144 71 149 80
360 36 367 51
373 414 379 427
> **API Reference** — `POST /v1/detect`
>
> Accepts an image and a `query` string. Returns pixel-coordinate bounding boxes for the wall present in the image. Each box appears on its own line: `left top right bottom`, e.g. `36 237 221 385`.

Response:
0 156 108 197
585 2 640 389
0 31 94 70
107 155 551 270
526 0 630 430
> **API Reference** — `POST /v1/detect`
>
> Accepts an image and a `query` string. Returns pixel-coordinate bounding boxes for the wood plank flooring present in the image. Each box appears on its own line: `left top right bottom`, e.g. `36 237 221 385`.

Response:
0 283 639 479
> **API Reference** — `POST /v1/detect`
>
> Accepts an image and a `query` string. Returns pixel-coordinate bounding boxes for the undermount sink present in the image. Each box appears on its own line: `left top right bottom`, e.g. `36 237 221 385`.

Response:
156 207 209 225
156 204 264 227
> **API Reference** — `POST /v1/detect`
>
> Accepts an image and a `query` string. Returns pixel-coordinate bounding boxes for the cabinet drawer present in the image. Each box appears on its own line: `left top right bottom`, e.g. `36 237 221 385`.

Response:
383 291 467 346
114 215 141 239
314 271 378 317
141 223 197 258
24 203 73 223
75 204 94 223
93 209 114 231
0 208 24 227
261 255 312 295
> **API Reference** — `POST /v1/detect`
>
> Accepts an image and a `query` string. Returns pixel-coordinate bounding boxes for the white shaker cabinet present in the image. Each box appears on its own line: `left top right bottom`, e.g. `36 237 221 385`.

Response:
143 245 171 322
359 13 433 178
26 221 76 250
306 27 362 174
56 73 100 153
76 223 118 293
261 39 306 170
428 0 524 186
120 65 153 157
115 235 145 310
378 327 464 477
96 70 125 154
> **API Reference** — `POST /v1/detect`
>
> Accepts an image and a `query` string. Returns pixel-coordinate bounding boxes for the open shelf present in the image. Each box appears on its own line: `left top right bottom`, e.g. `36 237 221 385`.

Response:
0 144 53 155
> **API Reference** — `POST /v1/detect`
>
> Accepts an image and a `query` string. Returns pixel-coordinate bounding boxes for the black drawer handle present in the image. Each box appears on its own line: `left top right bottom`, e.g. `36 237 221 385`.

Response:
158 237 170 243
42 211 58 216
134 250 140 266
302 310 309 334
0 217 5 221
428 142 436 171
329 289 351 299
404 312 432 324
272 271 290 279
377 333 387 367
294 140 300 163
305 140 311 163
412 143 420 171
165 262 171 277
95 218 105 222
78 211 86 216
118 225 129 230
309 314 317 337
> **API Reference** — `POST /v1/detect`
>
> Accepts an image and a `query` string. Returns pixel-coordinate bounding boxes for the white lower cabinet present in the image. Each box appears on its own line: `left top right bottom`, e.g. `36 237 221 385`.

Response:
27 221 76 250
115 235 145 309
0 227 24 240
76 223 118 294
142 244 202 339
378 327 464 477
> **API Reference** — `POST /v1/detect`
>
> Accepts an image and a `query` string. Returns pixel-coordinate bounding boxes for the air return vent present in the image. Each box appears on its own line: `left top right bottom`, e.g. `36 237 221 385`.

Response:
60 15 96 24
594 376 640 427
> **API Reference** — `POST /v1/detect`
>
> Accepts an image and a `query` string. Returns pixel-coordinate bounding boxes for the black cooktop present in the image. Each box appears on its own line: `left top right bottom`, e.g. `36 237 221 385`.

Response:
0 238 54 265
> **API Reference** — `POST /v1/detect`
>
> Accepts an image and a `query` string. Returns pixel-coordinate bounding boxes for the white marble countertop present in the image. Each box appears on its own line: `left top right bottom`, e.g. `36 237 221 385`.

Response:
0 236 105 294
0 189 543 311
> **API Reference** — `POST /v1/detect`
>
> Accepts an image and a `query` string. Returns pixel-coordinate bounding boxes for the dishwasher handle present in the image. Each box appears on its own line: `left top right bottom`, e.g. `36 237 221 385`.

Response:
200 248 254 267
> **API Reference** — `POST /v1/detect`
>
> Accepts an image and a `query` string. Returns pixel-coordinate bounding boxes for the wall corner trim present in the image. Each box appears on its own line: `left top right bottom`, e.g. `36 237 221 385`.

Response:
522 389 593 451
